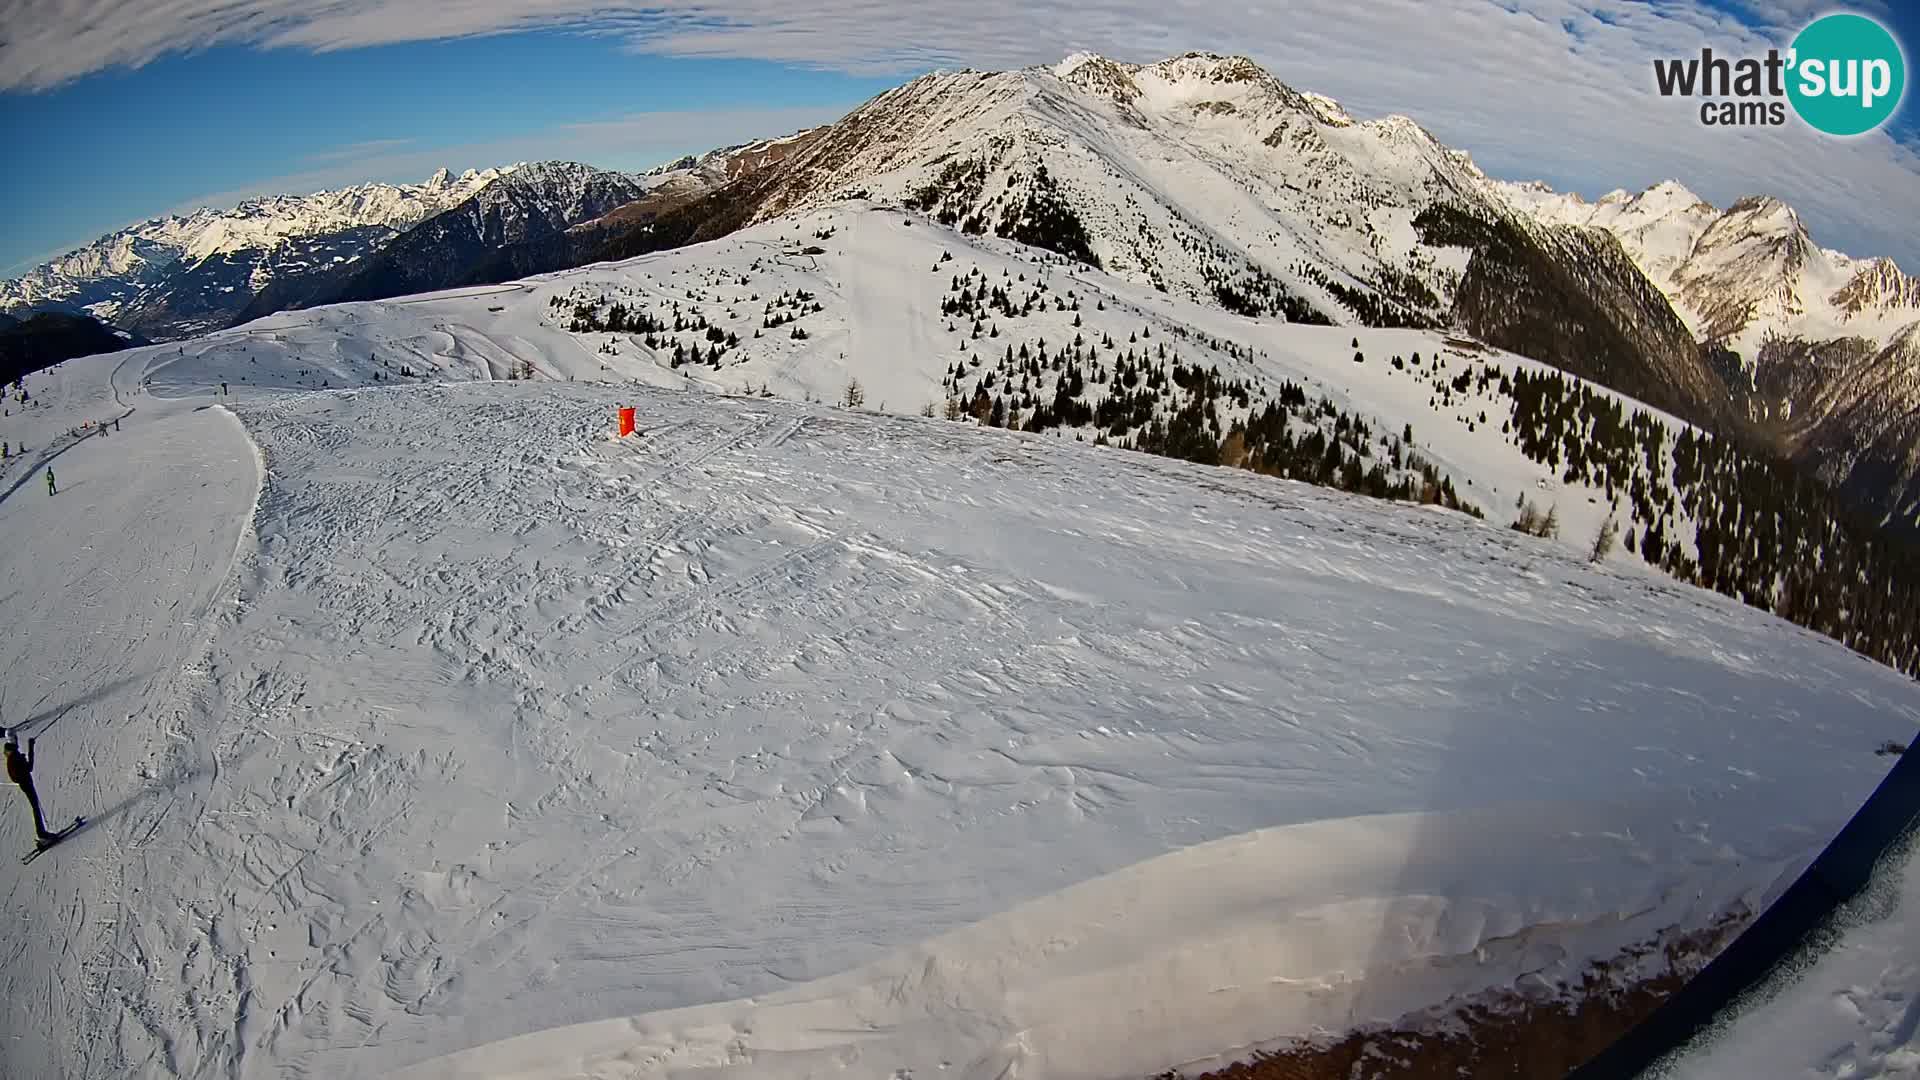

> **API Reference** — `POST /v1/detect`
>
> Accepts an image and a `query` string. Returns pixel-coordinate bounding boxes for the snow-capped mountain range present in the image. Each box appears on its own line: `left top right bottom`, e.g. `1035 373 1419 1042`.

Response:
1500 179 1920 359
1496 178 1920 521
292 161 655 308
14 53 1916 363
4 51 1917 528
596 52 1748 430
1 167 508 338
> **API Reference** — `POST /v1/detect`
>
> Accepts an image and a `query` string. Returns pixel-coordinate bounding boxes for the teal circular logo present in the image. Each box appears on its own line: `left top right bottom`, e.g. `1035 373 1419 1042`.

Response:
1788 13 1906 136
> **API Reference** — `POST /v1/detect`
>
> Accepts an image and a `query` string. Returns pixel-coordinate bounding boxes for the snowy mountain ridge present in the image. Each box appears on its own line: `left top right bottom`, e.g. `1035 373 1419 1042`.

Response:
598 50 1738 453
579 49 1907 531
314 161 654 305
1493 174 1920 523
10 49 1911 374
613 50 1504 333
464 160 644 223
1 166 509 324
1496 178 1920 358
725 50 1915 367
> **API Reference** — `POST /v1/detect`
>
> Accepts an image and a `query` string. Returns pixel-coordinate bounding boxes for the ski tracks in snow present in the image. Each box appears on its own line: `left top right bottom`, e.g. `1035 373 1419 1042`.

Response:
0 356 263 1080
7 368 1918 1080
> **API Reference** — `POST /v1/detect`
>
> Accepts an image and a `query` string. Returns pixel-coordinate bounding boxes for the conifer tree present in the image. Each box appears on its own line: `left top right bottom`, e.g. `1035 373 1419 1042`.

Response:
1590 515 1620 563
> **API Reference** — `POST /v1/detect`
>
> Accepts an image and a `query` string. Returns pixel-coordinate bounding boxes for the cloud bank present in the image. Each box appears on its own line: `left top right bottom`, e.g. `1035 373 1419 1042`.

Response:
2 0 1916 267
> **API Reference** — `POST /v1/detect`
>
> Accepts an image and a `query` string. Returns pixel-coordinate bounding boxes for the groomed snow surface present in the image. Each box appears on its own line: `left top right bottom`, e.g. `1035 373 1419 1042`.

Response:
2 221 1918 1080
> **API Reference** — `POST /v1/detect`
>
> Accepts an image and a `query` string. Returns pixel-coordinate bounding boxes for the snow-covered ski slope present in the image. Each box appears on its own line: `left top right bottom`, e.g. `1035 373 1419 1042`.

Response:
1 207 1916 1080
162 204 1698 561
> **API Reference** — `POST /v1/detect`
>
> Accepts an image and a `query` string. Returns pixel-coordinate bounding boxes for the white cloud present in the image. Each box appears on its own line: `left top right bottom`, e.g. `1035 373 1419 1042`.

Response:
3 0 1917 267
299 137 420 166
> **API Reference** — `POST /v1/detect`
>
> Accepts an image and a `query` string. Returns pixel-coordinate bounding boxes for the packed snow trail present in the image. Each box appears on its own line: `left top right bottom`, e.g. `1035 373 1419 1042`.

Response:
0 352 260 1080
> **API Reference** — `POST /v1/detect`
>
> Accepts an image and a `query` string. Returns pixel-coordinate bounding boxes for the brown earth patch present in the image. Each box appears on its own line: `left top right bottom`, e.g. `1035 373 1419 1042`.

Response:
1153 914 1746 1080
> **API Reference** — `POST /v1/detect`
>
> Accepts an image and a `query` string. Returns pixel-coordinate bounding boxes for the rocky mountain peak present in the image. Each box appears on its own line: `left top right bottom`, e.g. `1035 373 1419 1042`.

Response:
1052 52 1142 102
1142 51 1275 87
1832 257 1920 314
1634 179 1711 213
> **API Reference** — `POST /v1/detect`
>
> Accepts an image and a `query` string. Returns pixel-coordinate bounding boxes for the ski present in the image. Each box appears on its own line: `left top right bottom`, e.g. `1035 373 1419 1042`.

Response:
20 817 84 865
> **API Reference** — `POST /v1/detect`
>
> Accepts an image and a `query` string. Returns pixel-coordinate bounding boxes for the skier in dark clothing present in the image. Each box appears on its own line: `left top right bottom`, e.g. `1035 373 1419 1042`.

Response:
45 468 55 496
4 729 56 847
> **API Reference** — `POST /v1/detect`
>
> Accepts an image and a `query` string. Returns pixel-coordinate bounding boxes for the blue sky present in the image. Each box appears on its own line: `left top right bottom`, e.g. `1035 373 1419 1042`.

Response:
0 37 895 273
2 0 1917 275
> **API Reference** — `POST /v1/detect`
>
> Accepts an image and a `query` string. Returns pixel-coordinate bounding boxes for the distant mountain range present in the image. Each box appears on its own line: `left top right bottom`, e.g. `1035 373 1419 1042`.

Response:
2 167 506 340
245 161 656 315
4 52 1916 530
1503 180 1920 523
0 145 807 345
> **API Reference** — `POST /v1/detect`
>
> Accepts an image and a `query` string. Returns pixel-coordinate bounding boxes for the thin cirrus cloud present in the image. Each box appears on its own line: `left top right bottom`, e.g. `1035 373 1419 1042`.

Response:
2 0 1917 267
298 137 421 166
164 103 844 216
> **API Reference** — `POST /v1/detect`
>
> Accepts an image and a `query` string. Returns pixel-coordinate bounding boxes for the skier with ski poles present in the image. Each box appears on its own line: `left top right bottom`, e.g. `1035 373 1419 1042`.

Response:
4 728 57 848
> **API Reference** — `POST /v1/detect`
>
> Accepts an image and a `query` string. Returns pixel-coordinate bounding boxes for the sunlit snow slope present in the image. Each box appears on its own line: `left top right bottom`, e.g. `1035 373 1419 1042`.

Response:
175 204 1703 562
0 211 1916 1080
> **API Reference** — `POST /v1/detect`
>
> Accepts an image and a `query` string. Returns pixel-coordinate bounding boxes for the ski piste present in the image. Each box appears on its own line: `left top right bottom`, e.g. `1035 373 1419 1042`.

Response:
20 816 83 865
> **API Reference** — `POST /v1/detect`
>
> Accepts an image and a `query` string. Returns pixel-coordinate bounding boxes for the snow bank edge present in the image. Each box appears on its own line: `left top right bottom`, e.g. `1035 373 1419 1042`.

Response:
396 795 1832 1080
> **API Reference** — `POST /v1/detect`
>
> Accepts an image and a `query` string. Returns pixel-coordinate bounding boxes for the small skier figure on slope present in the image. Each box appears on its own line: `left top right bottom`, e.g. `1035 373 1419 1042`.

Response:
45 468 56 496
4 728 58 847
